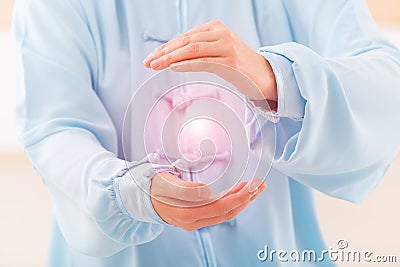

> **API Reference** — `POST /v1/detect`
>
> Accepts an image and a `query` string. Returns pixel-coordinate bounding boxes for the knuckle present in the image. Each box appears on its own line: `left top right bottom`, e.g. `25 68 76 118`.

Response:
181 36 191 46
162 54 171 63
188 43 200 54
225 210 237 221
212 19 224 27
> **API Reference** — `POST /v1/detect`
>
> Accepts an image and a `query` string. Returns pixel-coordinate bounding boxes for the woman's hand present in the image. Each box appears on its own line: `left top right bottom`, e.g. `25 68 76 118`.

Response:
144 20 277 101
150 172 266 231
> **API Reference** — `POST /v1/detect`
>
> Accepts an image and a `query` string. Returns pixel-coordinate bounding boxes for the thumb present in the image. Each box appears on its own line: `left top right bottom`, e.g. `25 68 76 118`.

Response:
151 172 212 202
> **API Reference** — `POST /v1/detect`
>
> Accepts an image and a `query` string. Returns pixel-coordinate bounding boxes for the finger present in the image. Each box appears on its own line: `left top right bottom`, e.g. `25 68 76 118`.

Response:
180 184 266 231
181 181 266 222
151 172 212 202
248 178 265 193
170 58 228 73
150 20 223 54
152 181 248 208
249 182 266 202
144 30 222 67
219 180 265 197
179 20 224 38
225 182 247 195
184 201 249 231
211 181 247 200
149 41 223 70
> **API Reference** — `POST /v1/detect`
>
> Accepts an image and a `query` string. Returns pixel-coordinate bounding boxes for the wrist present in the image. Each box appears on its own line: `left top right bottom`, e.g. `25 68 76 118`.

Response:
255 54 278 102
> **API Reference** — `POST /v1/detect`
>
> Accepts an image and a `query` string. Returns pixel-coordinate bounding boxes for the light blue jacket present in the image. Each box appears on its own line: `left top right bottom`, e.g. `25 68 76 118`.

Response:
13 0 400 266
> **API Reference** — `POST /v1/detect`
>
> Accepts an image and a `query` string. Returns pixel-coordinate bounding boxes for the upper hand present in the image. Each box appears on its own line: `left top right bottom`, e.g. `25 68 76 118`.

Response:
143 20 277 101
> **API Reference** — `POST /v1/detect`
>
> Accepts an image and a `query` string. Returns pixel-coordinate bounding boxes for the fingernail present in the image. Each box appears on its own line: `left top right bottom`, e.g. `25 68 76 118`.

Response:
150 59 161 69
248 178 262 193
259 184 266 193
143 56 152 65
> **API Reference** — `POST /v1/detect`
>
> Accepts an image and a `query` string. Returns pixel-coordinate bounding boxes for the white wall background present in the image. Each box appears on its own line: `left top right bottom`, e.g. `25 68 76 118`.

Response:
0 26 399 266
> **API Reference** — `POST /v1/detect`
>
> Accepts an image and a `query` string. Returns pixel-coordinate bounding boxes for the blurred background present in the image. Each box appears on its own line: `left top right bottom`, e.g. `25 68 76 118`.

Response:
1 1 399 266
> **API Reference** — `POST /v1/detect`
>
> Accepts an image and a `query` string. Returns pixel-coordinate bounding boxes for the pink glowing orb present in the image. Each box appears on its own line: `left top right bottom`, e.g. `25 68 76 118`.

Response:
178 117 231 162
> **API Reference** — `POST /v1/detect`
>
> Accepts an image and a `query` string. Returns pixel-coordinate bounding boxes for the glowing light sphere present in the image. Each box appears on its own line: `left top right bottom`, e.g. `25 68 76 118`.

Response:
123 63 276 206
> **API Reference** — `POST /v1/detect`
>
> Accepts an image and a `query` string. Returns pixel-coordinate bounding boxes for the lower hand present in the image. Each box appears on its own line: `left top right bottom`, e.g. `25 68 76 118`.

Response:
150 172 266 231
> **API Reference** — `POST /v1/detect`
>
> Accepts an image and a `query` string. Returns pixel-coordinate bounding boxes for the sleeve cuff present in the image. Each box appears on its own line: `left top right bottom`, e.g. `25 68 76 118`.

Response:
116 155 180 225
256 48 306 120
